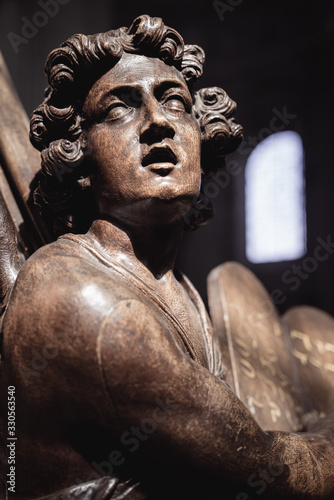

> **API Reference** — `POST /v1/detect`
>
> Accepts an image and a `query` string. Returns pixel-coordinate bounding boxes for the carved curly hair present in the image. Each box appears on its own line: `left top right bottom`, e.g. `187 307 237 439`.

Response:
29 14 243 236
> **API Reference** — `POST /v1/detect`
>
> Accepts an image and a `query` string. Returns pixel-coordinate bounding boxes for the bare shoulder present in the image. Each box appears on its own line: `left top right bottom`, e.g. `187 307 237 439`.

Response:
5 237 132 322
1 238 170 421
2 235 181 355
1 237 154 366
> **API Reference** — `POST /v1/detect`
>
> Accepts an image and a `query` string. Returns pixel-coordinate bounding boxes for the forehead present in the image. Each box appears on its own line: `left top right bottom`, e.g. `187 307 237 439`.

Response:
84 52 188 107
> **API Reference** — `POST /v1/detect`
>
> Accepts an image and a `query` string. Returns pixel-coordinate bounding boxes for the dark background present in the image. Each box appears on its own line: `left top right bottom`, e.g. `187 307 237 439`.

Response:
1 0 333 315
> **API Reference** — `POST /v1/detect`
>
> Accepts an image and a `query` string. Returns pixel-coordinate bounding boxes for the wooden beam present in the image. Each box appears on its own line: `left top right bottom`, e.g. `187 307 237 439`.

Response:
0 50 52 252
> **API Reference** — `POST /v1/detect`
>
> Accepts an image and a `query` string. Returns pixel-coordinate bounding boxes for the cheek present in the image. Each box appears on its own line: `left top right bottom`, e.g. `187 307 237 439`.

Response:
183 121 202 169
87 126 140 169
86 127 118 164
186 119 201 152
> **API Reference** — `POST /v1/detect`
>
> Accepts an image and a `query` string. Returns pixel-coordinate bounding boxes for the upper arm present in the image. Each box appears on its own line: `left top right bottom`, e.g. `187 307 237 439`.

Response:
97 298 270 485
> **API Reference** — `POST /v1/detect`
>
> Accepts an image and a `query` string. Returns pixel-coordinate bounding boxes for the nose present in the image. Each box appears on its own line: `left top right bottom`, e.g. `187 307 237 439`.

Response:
140 98 175 145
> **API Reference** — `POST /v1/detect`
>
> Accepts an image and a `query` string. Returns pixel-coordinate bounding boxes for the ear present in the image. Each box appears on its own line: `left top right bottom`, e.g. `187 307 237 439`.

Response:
79 131 89 155
77 176 91 189
77 132 92 188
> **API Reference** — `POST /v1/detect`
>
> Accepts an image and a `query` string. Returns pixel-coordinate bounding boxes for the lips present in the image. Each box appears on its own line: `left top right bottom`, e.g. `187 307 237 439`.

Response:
142 146 178 175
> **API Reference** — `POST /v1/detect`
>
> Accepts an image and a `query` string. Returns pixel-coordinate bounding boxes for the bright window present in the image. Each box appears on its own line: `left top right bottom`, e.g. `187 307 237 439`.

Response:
245 131 306 263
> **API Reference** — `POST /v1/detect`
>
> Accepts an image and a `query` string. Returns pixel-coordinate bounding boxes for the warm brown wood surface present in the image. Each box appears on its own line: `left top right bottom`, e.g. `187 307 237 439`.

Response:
208 261 304 431
0 51 51 250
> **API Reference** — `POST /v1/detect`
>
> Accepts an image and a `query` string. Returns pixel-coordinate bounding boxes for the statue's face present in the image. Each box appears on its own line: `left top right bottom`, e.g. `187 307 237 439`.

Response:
82 52 202 225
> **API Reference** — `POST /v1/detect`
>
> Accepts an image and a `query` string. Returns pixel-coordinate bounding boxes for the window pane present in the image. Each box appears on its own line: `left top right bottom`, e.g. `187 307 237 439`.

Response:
245 131 306 263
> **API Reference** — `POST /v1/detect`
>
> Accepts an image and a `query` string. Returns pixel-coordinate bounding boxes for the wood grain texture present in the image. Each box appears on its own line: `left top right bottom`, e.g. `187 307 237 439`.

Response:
1 15 334 499
0 51 51 249
284 306 334 417
208 261 304 432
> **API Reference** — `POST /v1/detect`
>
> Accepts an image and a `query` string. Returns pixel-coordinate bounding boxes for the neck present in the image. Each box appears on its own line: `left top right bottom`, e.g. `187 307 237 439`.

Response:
87 217 184 280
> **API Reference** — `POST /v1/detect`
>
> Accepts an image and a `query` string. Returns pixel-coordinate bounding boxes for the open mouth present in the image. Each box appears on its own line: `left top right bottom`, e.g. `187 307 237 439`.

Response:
142 146 178 171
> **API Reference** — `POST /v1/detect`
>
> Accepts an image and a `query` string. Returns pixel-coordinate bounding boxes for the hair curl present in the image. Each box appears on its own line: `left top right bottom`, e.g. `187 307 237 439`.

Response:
29 14 243 237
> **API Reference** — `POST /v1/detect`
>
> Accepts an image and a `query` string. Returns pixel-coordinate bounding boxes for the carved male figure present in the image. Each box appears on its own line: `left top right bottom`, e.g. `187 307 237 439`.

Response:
0 15 333 500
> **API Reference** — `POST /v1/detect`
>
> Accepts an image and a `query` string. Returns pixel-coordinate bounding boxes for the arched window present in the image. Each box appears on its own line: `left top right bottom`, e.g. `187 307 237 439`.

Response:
245 131 306 263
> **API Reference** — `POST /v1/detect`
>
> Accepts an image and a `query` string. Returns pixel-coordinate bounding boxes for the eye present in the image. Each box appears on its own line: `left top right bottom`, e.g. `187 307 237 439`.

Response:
105 101 131 121
162 93 189 114
164 97 186 113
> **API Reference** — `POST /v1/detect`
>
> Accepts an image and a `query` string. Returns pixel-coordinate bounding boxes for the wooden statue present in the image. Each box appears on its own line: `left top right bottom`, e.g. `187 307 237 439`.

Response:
0 15 333 499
